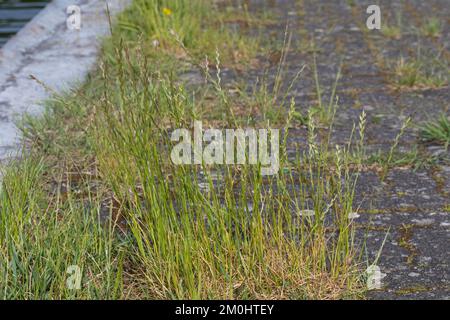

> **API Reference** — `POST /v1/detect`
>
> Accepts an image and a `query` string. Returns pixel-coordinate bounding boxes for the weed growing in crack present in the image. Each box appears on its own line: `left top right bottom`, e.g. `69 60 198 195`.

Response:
420 114 450 150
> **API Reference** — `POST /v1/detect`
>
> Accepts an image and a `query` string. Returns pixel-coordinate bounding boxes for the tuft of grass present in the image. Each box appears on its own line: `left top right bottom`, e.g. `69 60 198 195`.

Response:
0 0 368 299
382 25 402 39
420 114 450 149
0 159 127 299
363 117 414 179
421 17 442 38
393 56 449 89
394 57 421 87
89 43 365 299
115 0 259 68
381 9 404 39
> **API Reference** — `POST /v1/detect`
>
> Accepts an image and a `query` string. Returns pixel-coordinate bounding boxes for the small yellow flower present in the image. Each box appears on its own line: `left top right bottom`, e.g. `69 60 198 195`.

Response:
162 7 173 16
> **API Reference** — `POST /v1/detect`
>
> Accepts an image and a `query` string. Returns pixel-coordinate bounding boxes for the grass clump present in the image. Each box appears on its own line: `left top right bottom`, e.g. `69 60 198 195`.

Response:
116 0 258 68
420 17 442 38
381 10 403 39
382 25 402 39
420 114 450 149
87 43 365 298
393 56 449 89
